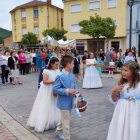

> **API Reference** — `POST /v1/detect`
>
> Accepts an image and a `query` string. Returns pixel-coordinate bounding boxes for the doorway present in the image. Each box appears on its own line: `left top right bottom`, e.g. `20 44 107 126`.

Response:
111 41 119 52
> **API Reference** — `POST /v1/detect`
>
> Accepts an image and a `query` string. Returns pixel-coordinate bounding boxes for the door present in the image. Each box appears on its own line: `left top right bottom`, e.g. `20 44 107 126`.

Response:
111 41 119 52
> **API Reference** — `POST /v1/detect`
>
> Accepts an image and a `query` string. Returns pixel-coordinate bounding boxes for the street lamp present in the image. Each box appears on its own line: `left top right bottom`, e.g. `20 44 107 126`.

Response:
127 0 136 51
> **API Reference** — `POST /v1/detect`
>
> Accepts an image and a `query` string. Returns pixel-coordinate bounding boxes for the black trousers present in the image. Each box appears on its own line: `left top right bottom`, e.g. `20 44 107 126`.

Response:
25 63 30 74
5 70 9 82
20 64 25 74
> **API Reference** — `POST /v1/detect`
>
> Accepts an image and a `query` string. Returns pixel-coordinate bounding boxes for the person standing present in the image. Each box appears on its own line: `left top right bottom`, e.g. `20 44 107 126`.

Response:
105 49 111 62
53 56 81 140
83 52 102 88
25 51 31 74
107 62 140 140
99 49 105 61
27 57 60 132
124 51 135 63
36 50 42 73
82 50 88 78
111 50 117 61
125 49 129 56
18 51 26 75
8 51 22 85
3 50 10 84
30 49 36 73
41 49 46 68
74 54 81 82
0 50 6 85
108 58 115 79
47 49 52 58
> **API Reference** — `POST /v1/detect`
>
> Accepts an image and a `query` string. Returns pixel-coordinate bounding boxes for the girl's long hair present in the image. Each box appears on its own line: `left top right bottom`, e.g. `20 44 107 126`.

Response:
118 61 140 88
47 57 59 70
88 52 94 59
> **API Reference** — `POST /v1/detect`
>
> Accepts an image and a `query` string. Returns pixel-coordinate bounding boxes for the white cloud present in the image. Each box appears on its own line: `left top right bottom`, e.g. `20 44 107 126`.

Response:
0 0 63 31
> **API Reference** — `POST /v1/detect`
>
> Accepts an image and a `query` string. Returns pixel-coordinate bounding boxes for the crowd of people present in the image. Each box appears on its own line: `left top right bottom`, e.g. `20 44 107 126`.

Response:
0 46 137 86
0 45 140 140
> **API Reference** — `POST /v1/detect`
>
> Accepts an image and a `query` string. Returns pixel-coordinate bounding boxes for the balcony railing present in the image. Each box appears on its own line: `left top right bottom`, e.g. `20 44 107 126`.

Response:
136 21 140 29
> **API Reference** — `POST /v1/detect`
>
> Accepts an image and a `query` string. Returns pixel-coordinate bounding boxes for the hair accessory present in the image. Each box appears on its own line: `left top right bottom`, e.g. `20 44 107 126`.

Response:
46 56 54 68
129 62 140 74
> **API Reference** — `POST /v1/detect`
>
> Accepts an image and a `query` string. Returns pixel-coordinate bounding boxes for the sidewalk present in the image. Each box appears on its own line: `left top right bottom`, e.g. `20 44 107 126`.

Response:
0 106 40 140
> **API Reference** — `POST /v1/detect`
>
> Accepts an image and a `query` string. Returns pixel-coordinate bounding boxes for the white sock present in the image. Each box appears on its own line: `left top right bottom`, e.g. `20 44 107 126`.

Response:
108 71 111 77
111 71 113 77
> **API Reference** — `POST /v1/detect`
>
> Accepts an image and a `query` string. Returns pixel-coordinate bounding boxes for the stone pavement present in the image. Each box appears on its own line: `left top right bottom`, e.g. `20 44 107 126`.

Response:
0 121 17 140
0 73 120 140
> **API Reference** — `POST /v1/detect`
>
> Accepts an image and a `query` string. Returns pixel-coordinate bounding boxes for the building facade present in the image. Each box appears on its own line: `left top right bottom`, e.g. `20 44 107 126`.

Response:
126 1 140 57
63 0 127 54
10 0 63 49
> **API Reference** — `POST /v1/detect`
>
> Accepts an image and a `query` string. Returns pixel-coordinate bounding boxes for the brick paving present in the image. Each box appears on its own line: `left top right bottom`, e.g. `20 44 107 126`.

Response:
0 122 17 140
0 73 120 140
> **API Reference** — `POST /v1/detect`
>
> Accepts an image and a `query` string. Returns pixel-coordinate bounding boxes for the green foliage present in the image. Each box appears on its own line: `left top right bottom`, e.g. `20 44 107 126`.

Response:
79 14 116 51
21 32 38 46
42 28 68 41
0 28 12 36
5 46 10 50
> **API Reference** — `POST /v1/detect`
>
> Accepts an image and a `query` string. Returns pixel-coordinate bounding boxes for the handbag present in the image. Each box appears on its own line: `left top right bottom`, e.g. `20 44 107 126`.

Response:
0 66 2 74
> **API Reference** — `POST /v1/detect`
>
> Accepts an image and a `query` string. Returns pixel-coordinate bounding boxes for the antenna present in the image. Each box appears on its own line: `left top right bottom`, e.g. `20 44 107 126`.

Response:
40 0 43 12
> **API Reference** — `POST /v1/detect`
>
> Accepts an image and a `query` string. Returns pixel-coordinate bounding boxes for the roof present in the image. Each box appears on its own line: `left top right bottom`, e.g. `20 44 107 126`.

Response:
10 0 63 13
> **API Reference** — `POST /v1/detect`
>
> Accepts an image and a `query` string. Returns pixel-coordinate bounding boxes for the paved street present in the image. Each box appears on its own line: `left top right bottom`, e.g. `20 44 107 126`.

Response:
0 73 119 140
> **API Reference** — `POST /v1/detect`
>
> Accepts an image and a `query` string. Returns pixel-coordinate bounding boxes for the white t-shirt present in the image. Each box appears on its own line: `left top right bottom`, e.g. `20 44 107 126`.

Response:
2 56 9 66
109 62 115 68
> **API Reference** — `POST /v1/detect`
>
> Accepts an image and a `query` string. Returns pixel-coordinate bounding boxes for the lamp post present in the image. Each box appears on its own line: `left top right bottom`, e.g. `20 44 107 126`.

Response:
128 0 135 51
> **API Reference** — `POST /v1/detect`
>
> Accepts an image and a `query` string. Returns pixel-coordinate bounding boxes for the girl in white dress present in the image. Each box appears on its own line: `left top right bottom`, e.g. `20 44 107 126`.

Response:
83 52 102 88
27 57 61 132
107 61 140 140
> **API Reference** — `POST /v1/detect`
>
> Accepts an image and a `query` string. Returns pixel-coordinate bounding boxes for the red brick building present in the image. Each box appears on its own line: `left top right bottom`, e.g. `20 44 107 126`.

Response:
3 36 12 48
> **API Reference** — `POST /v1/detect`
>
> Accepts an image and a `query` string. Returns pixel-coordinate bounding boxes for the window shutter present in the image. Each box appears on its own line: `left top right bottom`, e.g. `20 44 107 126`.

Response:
34 27 39 34
71 24 81 32
71 4 81 13
89 1 100 10
108 0 116 8
22 11 26 19
22 28 27 35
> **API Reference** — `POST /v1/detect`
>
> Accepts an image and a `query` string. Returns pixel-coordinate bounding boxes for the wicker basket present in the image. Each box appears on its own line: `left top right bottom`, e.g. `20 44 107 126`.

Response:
75 94 88 112
95 63 105 67
53 93 57 97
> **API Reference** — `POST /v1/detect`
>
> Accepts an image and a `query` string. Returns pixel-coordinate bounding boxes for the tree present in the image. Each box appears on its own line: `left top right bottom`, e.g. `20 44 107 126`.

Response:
21 32 38 46
79 14 116 52
42 28 68 41
5 46 10 50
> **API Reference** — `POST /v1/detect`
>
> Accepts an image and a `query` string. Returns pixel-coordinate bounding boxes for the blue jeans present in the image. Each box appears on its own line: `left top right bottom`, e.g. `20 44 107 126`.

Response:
42 60 46 68
1 65 5 84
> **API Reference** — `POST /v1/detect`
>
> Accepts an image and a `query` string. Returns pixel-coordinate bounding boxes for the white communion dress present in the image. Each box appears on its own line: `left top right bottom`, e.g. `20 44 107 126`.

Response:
27 69 60 132
107 82 140 140
83 59 102 88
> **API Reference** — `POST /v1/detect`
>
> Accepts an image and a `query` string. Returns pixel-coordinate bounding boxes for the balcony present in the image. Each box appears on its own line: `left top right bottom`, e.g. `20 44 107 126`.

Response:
136 21 140 29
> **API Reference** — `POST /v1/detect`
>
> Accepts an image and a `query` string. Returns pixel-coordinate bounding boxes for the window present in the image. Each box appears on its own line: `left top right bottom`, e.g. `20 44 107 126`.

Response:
15 30 17 36
61 18 63 26
22 28 27 35
34 9 38 18
108 0 117 8
88 1 100 10
34 27 39 35
57 13 59 20
112 20 117 26
21 11 26 19
14 13 16 20
70 4 81 13
71 24 81 32
47 8 49 17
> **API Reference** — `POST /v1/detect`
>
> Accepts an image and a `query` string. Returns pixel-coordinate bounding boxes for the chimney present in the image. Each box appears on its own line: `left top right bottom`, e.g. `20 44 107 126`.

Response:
47 0 51 4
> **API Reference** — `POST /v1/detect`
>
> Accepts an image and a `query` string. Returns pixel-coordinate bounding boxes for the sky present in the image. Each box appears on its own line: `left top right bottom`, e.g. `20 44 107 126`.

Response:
0 0 63 31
